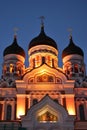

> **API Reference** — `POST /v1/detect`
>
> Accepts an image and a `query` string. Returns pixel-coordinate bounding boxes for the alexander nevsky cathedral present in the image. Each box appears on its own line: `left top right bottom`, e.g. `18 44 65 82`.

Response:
0 22 87 130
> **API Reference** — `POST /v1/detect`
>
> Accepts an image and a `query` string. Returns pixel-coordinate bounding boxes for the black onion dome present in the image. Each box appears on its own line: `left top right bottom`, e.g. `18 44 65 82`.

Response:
28 26 58 50
3 36 25 58
62 36 84 58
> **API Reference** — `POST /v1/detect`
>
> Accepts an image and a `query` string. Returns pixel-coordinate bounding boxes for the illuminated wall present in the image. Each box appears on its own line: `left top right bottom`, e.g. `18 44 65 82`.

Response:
16 96 25 119
66 97 75 115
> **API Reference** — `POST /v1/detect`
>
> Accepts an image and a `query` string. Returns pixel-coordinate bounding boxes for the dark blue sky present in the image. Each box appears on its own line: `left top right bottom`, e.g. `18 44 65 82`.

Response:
0 0 87 75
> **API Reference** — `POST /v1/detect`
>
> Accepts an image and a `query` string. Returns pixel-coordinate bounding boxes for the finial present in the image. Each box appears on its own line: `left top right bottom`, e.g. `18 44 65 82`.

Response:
68 28 72 39
39 16 45 28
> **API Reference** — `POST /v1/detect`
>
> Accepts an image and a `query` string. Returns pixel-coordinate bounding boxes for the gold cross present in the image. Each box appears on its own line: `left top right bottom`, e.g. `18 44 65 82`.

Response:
39 16 45 26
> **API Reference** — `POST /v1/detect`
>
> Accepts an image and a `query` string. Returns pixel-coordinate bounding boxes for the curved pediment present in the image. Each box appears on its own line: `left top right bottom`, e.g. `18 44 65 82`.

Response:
23 64 67 84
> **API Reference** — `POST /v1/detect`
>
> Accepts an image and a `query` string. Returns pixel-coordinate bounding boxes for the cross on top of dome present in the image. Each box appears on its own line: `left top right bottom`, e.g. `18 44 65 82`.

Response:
39 16 45 28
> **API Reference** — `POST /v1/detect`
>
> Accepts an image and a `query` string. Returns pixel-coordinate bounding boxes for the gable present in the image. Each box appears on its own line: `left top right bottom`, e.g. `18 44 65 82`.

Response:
21 95 75 129
22 95 68 123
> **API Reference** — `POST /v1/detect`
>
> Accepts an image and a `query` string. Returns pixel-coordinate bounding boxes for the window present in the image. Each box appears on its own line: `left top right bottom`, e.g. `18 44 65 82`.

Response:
38 111 58 122
74 64 78 73
52 59 54 67
36 55 40 67
37 74 54 82
6 104 12 120
33 58 35 68
0 104 3 120
79 104 85 120
10 64 14 73
47 56 51 66
42 57 45 64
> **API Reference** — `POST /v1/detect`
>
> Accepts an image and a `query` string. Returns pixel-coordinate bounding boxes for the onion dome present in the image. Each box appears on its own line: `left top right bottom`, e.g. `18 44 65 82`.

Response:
62 36 84 58
28 25 58 50
3 35 25 58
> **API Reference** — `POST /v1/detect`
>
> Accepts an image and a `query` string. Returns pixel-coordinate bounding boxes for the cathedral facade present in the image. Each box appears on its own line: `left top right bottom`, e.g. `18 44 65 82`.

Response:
0 24 87 130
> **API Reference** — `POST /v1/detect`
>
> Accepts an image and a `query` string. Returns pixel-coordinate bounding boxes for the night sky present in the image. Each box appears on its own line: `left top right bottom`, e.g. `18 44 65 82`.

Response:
0 0 87 76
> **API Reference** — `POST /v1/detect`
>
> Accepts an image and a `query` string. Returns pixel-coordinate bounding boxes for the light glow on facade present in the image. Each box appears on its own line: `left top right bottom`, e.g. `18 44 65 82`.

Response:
66 97 75 115
16 97 25 118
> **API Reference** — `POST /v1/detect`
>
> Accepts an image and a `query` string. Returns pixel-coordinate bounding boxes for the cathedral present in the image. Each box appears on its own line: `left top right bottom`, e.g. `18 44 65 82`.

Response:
0 22 87 130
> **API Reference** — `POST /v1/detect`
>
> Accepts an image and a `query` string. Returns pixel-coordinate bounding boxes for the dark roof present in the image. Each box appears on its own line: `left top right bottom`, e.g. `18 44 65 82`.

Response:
3 36 25 58
28 26 58 50
62 36 84 58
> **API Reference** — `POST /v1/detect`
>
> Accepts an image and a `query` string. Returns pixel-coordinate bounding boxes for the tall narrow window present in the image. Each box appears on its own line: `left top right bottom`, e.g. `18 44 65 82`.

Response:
0 104 3 120
47 56 51 66
36 55 40 67
42 57 45 64
33 58 35 68
52 59 54 67
6 104 12 120
63 97 66 110
74 64 78 73
10 64 14 73
79 104 85 120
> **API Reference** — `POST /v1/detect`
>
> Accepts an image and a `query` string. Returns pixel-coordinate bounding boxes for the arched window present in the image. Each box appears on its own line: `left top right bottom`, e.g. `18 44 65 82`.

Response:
6 104 12 120
79 104 85 120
